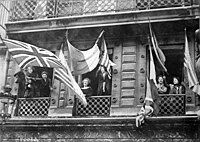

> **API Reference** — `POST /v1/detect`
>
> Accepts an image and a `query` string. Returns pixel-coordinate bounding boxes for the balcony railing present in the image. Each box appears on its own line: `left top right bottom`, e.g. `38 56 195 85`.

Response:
13 94 185 117
158 94 185 116
16 97 50 117
9 0 192 21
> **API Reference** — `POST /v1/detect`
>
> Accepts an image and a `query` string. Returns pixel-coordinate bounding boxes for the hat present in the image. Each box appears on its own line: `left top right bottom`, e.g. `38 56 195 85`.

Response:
41 71 48 76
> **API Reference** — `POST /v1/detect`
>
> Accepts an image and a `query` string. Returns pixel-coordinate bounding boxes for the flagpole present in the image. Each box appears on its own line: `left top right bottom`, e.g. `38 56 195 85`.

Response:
95 30 105 45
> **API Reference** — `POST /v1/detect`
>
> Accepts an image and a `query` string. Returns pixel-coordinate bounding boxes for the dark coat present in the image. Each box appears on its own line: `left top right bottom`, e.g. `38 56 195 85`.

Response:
39 78 52 97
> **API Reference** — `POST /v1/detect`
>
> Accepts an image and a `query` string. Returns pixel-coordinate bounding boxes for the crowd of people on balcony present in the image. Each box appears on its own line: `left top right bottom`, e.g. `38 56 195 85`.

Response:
14 66 52 98
14 65 112 98
157 75 185 94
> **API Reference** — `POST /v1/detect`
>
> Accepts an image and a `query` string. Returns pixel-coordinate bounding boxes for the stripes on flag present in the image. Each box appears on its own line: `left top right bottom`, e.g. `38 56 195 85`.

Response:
54 68 74 89
3 38 63 69
99 36 115 77
184 29 200 95
67 39 100 75
57 47 87 106
149 41 157 86
149 23 167 72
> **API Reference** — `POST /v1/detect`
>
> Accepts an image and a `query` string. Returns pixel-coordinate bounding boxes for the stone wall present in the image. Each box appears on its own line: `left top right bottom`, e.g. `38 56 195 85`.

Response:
0 117 199 142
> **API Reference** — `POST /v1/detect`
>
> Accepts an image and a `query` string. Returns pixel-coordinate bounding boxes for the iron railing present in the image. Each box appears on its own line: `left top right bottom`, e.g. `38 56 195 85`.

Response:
16 97 50 117
14 94 186 117
74 96 111 116
9 0 192 21
158 94 185 116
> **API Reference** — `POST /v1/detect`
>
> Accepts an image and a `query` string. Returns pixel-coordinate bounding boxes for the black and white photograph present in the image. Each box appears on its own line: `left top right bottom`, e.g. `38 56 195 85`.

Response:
0 0 200 141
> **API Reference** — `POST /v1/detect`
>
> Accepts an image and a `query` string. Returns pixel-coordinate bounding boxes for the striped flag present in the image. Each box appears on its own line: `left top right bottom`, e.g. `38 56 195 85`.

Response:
3 38 63 69
136 78 154 127
136 44 160 127
184 29 200 95
147 44 160 115
144 45 158 114
149 42 157 86
149 24 167 72
99 36 115 77
55 47 87 106
67 39 100 75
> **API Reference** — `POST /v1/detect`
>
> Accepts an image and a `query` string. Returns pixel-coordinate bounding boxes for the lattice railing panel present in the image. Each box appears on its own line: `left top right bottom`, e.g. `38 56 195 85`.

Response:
9 0 192 21
96 0 116 12
75 96 111 116
17 97 50 117
10 0 55 21
159 94 185 116
56 0 84 16
116 0 136 11
137 0 191 9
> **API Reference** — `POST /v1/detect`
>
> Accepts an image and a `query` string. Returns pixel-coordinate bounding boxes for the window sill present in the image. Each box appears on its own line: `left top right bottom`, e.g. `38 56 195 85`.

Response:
0 115 198 129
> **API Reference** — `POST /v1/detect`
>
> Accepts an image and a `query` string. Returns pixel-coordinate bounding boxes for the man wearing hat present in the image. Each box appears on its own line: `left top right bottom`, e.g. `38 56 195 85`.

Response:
39 71 52 97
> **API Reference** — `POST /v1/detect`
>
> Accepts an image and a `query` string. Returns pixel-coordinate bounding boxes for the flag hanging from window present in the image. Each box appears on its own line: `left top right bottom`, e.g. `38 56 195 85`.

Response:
99 36 115 78
184 29 200 95
136 44 160 127
56 47 87 106
149 23 167 72
3 38 63 69
149 41 157 86
67 39 100 75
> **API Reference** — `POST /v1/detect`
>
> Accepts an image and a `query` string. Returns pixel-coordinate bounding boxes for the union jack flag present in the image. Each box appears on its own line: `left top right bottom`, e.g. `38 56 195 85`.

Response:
3 38 63 69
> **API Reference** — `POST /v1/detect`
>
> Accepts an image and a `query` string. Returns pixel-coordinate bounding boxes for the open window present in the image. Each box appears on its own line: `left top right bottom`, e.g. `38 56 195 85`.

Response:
163 48 184 84
81 49 113 96
157 45 186 116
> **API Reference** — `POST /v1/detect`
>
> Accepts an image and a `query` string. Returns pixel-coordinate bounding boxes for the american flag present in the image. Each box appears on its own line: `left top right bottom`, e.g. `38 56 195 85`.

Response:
149 23 167 72
56 47 87 106
184 29 200 95
3 38 63 69
99 36 115 77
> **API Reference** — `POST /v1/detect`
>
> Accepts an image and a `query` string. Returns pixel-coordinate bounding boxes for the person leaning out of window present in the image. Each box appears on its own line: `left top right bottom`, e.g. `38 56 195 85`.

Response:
96 65 110 96
24 66 39 97
169 77 185 94
81 78 93 97
39 71 52 97
157 75 168 94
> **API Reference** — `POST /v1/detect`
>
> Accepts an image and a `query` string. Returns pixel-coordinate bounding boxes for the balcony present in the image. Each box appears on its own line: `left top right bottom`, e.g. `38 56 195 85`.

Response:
5 0 199 34
9 0 192 22
12 94 187 118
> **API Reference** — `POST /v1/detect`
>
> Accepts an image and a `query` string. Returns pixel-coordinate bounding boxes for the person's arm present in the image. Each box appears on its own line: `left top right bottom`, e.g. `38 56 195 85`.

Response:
49 78 53 91
102 73 107 92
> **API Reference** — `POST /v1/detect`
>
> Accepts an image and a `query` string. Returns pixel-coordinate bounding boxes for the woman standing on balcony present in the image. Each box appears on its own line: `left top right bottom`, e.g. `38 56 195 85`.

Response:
81 78 93 97
169 77 185 94
96 65 110 96
39 71 52 97
157 75 168 94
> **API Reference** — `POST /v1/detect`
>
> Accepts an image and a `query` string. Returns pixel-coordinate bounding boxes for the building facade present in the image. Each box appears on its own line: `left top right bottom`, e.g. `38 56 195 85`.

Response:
0 0 200 141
